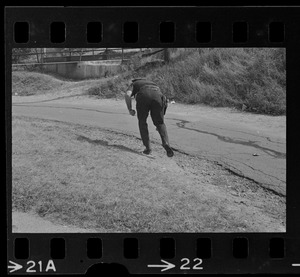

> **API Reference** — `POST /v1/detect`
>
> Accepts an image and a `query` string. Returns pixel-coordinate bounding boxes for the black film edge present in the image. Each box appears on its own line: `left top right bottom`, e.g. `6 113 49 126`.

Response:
5 6 300 275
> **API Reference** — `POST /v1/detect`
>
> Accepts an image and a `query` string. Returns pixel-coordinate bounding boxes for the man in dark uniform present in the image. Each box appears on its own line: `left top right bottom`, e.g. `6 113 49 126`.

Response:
125 78 174 157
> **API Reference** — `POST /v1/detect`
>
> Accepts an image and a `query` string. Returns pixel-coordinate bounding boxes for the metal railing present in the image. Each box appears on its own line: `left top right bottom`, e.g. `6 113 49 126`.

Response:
12 59 130 67
12 48 148 65
12 48 167 68
11 48 141 57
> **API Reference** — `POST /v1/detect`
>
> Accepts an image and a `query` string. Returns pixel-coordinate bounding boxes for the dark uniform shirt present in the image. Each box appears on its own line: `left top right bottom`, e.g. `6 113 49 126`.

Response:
131 79 159 97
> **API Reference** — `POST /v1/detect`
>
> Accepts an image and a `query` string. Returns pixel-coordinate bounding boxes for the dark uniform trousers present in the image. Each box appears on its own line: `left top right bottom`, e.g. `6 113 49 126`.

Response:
135 85 169 150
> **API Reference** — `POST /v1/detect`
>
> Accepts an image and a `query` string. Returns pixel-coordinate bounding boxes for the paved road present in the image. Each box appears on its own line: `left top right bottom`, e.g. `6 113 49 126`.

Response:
12 97 286 196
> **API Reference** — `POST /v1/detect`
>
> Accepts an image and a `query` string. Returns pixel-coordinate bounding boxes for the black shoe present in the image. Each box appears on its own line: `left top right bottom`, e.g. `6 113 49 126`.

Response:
163 144 174 157
143 148 152 155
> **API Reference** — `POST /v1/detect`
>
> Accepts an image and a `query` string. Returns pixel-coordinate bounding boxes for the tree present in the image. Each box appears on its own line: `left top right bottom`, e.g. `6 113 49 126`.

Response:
12 48 32 63
33 48 43 63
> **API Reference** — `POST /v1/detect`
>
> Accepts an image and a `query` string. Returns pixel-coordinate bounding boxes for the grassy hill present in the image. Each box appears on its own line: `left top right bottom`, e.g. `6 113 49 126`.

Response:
11 70 117 98
89 48 286 115
12 48 286 115
12 71 66 96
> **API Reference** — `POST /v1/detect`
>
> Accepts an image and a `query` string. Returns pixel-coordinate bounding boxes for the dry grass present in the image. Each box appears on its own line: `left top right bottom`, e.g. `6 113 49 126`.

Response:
12 116 285 232
83 48 286 115
148 48 286 115
12 71 67 96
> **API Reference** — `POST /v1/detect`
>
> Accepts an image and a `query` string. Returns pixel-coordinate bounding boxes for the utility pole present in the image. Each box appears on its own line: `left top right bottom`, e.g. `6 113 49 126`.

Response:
41 48 46 63
79 48 83 62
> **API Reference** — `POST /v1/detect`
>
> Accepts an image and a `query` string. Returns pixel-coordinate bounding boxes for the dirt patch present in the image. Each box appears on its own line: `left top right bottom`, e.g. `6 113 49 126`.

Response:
12 115 285 232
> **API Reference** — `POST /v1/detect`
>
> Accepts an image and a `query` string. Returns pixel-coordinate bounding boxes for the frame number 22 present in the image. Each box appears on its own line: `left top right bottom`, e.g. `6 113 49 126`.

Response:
180 258 203 270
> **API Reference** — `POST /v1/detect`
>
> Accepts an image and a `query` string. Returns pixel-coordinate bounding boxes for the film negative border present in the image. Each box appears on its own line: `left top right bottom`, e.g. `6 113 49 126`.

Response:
6 7 293 47
12 19 286 45
8 234 300 274
5 6 300 274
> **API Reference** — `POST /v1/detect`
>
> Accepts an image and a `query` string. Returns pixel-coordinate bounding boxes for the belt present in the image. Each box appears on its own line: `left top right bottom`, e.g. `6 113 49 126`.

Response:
141 85 160 90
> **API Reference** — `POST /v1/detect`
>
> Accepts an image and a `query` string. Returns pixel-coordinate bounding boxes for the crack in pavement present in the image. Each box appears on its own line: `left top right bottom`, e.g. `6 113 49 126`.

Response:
12 93 87 104
217 163 285 198
170 118 286 159
221 156 285 183
170 145 285 198
182 120 285 145
168 145 286 197
13 103 128 115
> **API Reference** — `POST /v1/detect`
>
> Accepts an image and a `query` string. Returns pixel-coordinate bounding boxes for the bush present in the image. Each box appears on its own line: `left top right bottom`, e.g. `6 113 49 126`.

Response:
86 77 130 99
145 48 286 115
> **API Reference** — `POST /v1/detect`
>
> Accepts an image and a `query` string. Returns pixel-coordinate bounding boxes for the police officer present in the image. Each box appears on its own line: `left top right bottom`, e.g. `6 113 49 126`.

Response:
125 78 174 157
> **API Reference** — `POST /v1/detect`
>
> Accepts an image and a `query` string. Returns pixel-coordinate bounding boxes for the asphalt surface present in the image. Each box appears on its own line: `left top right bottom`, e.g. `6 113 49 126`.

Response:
12 97 286 196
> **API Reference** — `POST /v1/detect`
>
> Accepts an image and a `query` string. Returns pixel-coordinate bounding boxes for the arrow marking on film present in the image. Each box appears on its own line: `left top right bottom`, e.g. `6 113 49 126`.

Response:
147 259 175 272
8 261 23 273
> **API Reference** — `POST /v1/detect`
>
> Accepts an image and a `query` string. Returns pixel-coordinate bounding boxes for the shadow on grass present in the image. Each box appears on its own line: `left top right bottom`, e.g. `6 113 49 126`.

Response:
76 134 155 159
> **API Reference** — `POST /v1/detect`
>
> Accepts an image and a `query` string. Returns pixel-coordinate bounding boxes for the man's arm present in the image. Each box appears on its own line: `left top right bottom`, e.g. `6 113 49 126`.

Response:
125 90 133 111
125 90 136 116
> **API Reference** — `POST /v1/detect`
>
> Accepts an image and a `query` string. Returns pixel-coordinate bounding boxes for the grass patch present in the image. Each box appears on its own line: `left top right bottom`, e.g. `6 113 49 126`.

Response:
12 116 285 232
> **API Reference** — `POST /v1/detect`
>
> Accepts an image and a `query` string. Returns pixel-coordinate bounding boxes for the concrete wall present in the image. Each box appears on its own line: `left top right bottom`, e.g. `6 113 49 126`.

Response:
42 61 121 80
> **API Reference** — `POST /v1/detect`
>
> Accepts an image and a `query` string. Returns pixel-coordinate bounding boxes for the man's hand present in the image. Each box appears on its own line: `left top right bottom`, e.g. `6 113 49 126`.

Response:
129 109 136 116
